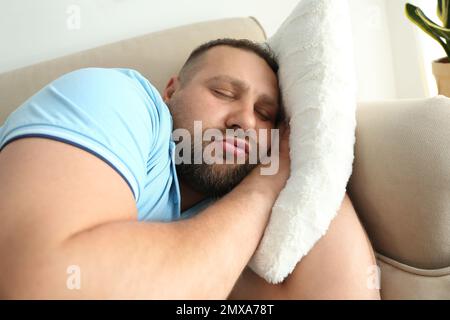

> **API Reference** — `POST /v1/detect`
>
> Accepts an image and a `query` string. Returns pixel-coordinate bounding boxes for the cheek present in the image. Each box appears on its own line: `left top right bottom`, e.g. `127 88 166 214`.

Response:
254 130 267 153
168 94 195 131
172 91 222 130
255 123 277 153
190 92 227 124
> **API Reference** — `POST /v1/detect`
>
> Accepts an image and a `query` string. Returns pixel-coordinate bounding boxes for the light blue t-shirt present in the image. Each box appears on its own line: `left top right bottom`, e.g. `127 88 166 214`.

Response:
0 67 211 221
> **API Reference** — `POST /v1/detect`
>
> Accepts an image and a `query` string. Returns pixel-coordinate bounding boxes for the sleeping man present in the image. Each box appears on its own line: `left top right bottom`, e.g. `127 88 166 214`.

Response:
0 38 380 299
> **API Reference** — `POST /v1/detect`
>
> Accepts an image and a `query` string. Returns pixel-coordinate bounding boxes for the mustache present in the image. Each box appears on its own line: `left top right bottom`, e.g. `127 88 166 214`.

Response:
200 127 259 147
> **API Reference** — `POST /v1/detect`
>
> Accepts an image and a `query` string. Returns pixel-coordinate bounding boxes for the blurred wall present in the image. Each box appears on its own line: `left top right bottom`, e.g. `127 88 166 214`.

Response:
0 0 437 101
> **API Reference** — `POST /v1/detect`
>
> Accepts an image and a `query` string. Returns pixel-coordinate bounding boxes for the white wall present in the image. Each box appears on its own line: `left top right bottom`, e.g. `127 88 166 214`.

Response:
0 0 435 101
348 0 398 101
0 0 298 73
385 0 424 98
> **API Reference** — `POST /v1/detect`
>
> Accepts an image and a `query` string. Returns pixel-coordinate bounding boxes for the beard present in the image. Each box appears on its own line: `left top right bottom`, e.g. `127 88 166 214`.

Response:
167 92 260 199
175 140 257 199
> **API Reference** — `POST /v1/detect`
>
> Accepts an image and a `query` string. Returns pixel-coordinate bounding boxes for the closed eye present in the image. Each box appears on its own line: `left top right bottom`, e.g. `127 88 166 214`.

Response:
256 109 271 121
211 87 273 122
212 89 235 99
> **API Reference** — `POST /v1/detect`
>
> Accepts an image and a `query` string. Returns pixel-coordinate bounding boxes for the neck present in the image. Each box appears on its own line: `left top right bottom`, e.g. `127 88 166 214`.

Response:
178 177 207 213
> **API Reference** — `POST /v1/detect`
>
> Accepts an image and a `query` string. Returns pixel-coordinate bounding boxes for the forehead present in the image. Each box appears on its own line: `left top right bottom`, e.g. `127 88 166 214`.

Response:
194 46 279 95
200 45 272 73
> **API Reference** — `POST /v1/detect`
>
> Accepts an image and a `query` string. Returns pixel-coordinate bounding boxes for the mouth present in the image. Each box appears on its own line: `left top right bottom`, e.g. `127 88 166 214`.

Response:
220 137 250 157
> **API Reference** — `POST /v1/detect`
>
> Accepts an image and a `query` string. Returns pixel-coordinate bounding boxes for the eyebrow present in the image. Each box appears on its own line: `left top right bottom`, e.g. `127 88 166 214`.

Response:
205 75 278 109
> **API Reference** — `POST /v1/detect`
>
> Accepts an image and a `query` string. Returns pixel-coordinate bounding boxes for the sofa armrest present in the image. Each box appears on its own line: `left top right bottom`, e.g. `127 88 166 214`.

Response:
348 96 450 299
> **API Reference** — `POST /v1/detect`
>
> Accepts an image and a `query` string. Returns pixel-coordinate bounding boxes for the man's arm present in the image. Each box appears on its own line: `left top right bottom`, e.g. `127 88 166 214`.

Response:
0 131 289 299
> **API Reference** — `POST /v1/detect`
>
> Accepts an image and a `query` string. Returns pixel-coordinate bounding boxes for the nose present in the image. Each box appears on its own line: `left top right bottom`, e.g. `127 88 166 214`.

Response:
224 99 256 131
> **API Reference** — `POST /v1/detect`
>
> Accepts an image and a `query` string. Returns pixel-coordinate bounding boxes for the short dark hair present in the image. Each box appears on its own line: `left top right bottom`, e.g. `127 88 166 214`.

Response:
179 38 284 124
179 38 279 84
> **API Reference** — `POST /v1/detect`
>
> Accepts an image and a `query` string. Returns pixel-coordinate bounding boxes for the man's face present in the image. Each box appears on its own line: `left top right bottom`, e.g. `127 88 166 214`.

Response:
164 45 280 198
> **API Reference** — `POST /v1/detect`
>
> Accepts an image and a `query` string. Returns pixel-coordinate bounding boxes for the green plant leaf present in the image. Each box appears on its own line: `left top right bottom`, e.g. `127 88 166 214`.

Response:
406 3 450 57
416 5 450 39
438 0 443 24
437 0 450 28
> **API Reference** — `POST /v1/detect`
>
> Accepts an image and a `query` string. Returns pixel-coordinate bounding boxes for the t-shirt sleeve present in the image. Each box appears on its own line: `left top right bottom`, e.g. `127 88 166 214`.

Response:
0 67 158 202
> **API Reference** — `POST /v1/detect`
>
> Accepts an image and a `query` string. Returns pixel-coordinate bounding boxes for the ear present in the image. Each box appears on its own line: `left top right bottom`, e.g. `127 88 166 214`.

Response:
163 76 180 103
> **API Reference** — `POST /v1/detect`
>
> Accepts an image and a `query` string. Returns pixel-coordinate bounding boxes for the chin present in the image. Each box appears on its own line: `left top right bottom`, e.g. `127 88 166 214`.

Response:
177 160 257 198
211 162 240 172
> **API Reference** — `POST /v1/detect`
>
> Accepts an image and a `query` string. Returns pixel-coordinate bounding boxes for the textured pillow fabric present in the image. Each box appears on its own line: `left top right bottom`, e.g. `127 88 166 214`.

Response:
248 0 357 284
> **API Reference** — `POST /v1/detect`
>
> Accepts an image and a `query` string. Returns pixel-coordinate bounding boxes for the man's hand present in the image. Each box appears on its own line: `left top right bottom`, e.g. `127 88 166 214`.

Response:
243 120 291 200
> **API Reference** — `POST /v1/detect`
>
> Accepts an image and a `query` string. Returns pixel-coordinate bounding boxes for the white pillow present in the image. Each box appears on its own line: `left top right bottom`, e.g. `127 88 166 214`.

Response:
248 0 357 284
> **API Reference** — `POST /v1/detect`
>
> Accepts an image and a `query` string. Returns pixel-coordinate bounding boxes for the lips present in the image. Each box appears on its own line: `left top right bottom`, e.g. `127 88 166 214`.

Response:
218 137 249 157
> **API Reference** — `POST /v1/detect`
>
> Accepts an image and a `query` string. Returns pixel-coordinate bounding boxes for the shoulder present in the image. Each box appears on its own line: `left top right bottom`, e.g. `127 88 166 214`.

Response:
55 67 172 141
52 67 159 106
0 68 168 205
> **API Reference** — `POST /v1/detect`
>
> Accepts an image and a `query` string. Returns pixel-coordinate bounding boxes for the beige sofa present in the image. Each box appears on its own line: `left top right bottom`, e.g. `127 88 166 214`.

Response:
0 17 449 300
